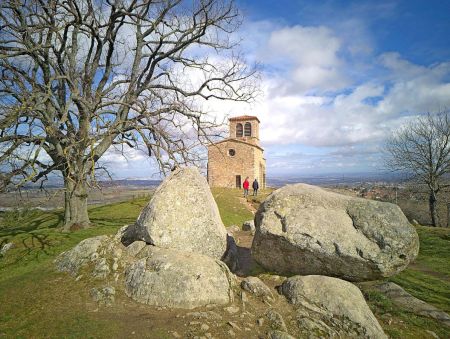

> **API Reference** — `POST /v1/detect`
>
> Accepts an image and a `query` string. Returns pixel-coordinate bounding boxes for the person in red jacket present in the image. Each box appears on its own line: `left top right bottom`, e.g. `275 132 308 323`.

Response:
243 177 250 198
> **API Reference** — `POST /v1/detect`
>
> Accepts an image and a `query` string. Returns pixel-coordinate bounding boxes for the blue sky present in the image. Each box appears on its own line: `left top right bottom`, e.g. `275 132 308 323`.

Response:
105 0 450 179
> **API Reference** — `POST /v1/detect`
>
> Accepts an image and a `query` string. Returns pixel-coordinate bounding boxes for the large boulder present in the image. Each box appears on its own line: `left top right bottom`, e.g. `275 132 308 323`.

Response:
55 235 114 278
132 167 227 259
124 246 235 309
252 184 419 281
56 227 236 310
281 275 387 338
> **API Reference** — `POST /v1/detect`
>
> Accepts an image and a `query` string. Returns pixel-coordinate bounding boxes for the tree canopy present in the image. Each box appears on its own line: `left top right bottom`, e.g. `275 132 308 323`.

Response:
0 0 257 229
385 111 450 226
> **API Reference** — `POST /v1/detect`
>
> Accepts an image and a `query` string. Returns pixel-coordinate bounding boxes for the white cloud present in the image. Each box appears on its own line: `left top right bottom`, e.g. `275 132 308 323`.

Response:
97 18 450 178
264 25 348 93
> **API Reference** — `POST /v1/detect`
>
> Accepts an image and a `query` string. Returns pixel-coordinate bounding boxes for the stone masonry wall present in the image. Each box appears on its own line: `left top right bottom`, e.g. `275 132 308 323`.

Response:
208 141 258 188
229 119 260 147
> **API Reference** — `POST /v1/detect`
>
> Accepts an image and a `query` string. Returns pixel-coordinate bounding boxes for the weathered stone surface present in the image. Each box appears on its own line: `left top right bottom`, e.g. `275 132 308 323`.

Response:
265 309 288 332
281 275 387 338
224 306 240 314
268 330 296 339
55 236 111 276
242 220 255 233
133 167 227 259
90 286 115 306
240 277 273 298
0 242 15 256
221 234 240 272
374 282 450 327
252 184 419 281
124 240 147 257
124 246 235 309
55 214 234 310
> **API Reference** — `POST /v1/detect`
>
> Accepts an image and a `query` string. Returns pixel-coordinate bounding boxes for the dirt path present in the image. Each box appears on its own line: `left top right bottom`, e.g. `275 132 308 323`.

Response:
238 197 257 215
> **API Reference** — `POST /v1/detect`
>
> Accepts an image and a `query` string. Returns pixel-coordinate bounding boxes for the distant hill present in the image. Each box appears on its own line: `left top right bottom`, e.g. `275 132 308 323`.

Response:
267 172 407 187
98 179 162 188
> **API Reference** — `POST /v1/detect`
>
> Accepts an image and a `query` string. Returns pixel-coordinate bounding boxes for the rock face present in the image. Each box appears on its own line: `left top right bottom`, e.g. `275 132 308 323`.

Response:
55 168 239 310
90 286 116 306
268 331 296 339
133 167 227 259
281 275 387 338
221 235 240 272
252 184 419 281
55 227 235 310
242 220 255 233
55 235 112 277
373 282 450 327
124 246 235 309
241 276 273 298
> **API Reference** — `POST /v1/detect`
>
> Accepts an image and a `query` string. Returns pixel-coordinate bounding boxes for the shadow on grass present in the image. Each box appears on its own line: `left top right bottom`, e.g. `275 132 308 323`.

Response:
0 211 64 238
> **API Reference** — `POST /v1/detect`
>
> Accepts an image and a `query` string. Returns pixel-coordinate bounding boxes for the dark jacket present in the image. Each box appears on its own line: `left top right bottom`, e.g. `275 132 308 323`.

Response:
252 180 259 190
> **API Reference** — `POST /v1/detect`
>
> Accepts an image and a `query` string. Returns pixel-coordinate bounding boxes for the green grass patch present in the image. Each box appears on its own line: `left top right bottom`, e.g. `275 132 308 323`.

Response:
388 225 450 312
364 289 449 338
211 188 254 227
0 198 149 283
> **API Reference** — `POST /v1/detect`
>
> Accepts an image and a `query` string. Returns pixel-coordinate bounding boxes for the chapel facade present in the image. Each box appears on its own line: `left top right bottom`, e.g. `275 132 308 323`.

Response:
207 115 266 188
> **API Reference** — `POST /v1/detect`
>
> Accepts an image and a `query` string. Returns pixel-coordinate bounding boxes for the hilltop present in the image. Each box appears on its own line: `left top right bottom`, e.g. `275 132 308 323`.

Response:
0 184 449 338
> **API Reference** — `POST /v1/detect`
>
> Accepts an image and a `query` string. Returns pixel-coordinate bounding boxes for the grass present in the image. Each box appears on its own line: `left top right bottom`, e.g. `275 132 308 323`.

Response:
363 288 449 338
389 226 450 312
1 189 449 338
0 198 150 338
0 198 149 283
211 187 254 227
210 187 274 227
361 224 450 338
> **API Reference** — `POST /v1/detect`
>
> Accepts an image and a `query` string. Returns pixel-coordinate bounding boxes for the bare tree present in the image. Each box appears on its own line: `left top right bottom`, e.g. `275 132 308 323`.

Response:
0 0 257 230
385 111 450 227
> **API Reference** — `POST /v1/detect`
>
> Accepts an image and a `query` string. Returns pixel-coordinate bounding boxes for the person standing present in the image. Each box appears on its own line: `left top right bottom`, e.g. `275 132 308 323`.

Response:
243 177 250 198
252 178 259 196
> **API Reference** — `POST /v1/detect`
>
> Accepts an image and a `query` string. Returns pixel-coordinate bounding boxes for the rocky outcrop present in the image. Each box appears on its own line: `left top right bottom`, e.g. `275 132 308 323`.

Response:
221 234 240 272
132 167 228 259
55 235 113 277
55 167 240 310
90 286 115 306
241 276 273 298
56 226 235 310
242 220 255 233
373 282 450 327
124 246 235 309
281 275 387 338
252 184 419 281
268 331 296 339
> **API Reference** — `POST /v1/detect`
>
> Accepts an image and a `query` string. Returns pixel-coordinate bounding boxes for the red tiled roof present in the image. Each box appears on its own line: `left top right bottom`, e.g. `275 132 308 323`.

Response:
228 115 260 123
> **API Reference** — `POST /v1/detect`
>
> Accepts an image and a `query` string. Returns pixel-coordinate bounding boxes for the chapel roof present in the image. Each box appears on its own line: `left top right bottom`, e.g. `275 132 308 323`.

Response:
228 115 260 123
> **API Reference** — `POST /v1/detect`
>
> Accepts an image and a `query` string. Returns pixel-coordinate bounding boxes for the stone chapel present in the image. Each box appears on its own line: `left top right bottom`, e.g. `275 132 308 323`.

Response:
207 115 266 188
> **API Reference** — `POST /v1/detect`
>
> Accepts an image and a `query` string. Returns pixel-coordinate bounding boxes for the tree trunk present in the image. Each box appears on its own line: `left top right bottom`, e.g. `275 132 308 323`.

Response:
429 191 439 227
63 176 90 231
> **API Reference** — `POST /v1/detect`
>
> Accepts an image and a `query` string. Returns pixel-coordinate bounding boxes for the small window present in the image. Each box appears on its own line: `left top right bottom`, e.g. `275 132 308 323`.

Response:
228 149 236 156
244 122 251 136
236 123 243 137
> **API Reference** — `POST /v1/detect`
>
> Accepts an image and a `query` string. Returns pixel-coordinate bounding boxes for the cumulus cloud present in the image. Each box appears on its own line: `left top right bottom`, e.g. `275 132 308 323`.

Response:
263 25 348 94
198 50 450 151
103 16 450 178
